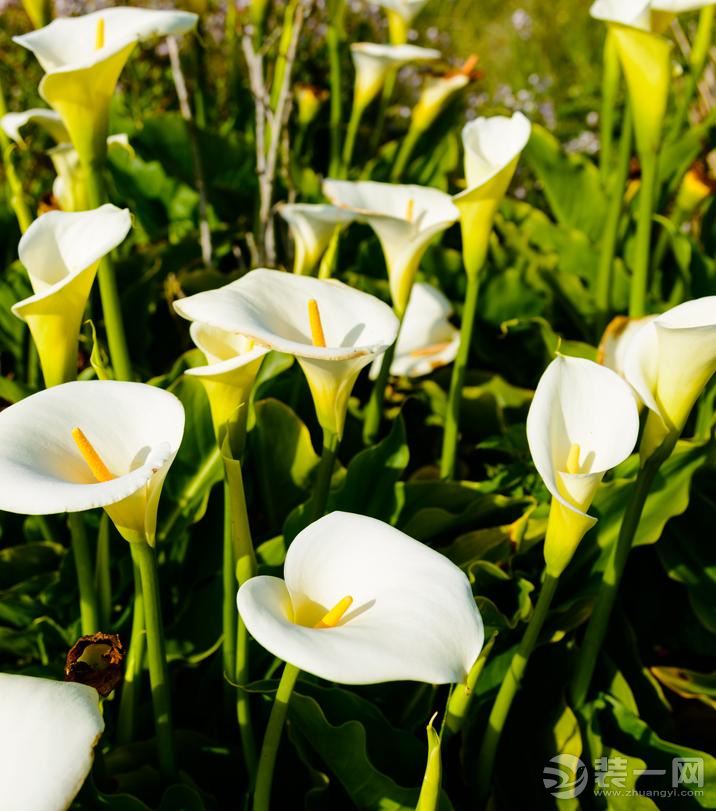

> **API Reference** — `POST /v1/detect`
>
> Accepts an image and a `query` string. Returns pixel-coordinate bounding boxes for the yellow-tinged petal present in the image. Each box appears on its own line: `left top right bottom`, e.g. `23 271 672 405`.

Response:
544 497 598 578
609 23 672 157
314 595 353 628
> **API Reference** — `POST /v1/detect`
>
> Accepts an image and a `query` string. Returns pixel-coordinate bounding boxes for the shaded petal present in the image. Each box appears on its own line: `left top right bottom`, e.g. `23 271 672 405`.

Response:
239 512 484 685
0 108 68 145
0 673 103 811
277 203 355 276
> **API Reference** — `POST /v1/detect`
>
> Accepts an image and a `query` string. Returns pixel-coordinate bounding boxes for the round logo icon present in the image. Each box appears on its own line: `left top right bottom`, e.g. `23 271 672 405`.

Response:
543 754 589 799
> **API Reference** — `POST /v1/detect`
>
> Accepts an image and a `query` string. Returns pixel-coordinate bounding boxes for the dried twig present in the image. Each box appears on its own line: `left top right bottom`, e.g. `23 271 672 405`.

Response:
167 36 213 268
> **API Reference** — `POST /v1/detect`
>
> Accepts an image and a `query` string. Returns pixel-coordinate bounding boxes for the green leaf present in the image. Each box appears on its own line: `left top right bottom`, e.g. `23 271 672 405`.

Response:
0 542 65 590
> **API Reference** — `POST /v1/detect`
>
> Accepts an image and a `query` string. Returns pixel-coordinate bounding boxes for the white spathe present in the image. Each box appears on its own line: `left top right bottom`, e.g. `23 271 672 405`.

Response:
370 282 459 378
623 297 716 459
368 0 430 23
350 43 441 110
174 269 399 438
0 673 104 811
455 112 531 275
276 203 355 276
237 511 484 684
0 108 69 145
0 381 185 544
527 355 640 575
323 179 458 315
14 7 198 161
187 322 269 451
12 205 132 387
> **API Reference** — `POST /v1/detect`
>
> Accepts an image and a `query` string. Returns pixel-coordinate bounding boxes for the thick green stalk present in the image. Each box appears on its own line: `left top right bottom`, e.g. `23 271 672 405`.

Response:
95 513 112 629
85 161 133 381
253 662 301 811
671 6 714 139
475 573 560 803
600 32 620 182
317 229 341 279
440 272 480 480
269 0 299 113
134 541 175 779
311 430 339 521
223 481 237 686
595 107 633 323
444 633 497 736
327 0 346 176
629 151 658 317
363 338 398 445
117 551 146 745
569 452 666 708
390 124 421 183
341 101 365 177
369 70 397 155
68 512 100 635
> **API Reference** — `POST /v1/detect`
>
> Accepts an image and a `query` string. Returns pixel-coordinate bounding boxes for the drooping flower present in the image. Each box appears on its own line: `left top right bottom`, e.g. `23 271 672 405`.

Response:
0 381 185 545
454 112 531 276
0 673 104 811
412 57 480 134
186 322 269 454
14 7 198 164
174 269 399 439
276 203 355 276
369 282 459 378
527 356 640 576
12 205 132 387
349 43 441 112
323 179 459 316
238 511 484 684
623 297 716 460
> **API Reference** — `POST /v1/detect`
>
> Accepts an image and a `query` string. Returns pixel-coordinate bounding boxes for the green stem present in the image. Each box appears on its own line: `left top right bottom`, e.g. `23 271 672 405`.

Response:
440 272 480 480
390 124 421 183
253 662 300 811
134 541 175 780
475 573 560 803
311 430 339 521
237 616 257 783
444 633 497 737
341 101 365 177
600 32 621 182
269 0 299 113
369 70 397 155
327 0 346 177
569 452 666 708
85 160 133 381
95 513 112 630
670 6 714 139
629 151 658 318
595 106 633 324
117 550 146 745
318 228 341 279
363 338 398 445
223 481 237 686
0 78 32 233
68 513 100 635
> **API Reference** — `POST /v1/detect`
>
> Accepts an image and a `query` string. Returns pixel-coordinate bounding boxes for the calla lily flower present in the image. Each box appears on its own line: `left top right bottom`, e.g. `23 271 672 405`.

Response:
527 356 640 576
174 269 399 439
187 322 269 454
412 57 479 134
598 315 656 379
0 108 69 146
590 0 672 157
237 511 484 684
12 205 132 387
369 282 459 378
276 203 355 276
0 381 185 545
623 297 716 460
14 7 198 163
368 0 430 42
349 43 441 112
323 179 459 316
454 112 531 276
0 673 104 811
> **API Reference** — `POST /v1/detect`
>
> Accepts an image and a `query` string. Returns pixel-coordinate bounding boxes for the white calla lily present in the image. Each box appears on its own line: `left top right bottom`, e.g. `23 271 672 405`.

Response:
598 314 657 387
0 381 184 544
350 43 441 111
187 322 269 453
277 203 355 276
455 112 531 276
368 0 430 42
370 282 459 378
590 0 672 157
0 108 69 145
238 511 484 684
623 297 716 460
12 205 132 387
323 179 459 315
0 673 104 811
174 269 399 439
14 7 198 163
527 356 640 576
